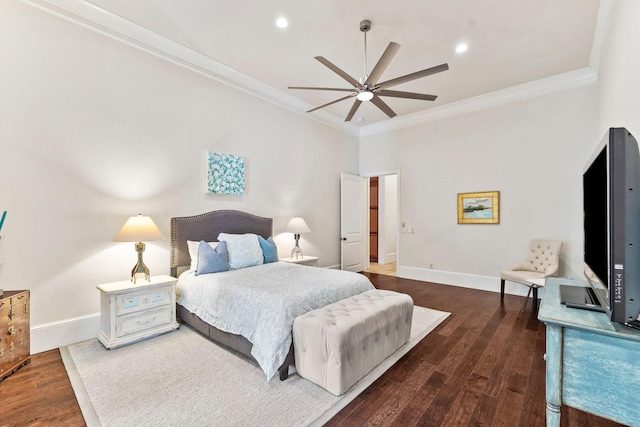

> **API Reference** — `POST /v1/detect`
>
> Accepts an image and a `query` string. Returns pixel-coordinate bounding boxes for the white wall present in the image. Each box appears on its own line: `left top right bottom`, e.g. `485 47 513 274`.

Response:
360 85 598 293
0 2 358 351
596 0 640 139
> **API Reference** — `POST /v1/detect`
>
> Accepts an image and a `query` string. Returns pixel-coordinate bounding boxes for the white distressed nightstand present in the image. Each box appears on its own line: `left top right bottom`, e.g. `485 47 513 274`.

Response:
280 256 319 267
97 275 179 349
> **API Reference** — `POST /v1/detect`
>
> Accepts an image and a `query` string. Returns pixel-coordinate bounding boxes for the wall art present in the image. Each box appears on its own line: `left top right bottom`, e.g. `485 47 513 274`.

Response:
206 152 245 195
457 191 499 224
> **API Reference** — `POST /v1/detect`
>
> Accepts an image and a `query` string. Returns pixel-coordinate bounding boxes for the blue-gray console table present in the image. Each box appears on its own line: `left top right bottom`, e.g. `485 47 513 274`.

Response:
538 278 640 427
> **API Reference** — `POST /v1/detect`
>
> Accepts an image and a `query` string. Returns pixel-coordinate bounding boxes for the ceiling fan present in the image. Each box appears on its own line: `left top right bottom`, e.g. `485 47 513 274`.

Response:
289 19 449 122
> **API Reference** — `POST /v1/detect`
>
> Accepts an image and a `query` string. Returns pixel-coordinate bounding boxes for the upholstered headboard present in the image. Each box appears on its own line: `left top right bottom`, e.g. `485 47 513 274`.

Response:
170 210 273 277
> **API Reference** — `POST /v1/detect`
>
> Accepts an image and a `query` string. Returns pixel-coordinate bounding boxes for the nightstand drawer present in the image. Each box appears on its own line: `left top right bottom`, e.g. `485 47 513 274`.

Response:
116 286 171 316
116 306 173 337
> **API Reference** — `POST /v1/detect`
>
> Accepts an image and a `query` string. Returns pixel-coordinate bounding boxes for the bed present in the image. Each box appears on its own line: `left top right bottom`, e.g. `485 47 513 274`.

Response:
170 210 374 381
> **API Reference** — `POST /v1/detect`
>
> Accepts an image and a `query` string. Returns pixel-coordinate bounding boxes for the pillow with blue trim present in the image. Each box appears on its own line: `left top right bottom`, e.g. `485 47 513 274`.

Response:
195 240 230 276
258 236 278 263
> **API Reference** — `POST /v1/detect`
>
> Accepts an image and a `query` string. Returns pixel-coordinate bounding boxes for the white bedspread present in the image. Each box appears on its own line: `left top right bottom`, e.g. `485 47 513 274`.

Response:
177 262 374 380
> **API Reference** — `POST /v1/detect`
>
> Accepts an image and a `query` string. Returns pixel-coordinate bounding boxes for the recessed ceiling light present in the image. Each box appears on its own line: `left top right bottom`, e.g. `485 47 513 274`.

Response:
276 17 289 29
455 43 468 53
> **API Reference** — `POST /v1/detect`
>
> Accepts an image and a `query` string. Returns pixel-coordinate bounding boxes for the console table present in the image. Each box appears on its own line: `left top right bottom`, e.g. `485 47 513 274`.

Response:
538 278 640 427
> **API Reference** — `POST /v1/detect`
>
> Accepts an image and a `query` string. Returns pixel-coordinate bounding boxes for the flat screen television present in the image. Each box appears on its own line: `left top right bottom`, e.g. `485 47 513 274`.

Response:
583 127 640 326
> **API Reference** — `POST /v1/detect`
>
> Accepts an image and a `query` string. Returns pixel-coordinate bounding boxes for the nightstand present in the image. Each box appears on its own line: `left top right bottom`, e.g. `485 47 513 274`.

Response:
280 256 319 267
97 275 179 349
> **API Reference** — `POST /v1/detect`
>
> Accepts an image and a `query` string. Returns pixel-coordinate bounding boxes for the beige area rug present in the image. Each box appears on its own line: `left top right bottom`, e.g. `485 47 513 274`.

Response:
61 306 449 427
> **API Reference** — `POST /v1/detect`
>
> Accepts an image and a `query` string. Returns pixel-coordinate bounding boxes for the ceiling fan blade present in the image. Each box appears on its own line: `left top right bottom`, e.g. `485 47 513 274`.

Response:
315 56 360 88
371 95 397 118
345 100 362 122
288 86 355 92
365 42 400 86
307 94 354 113
377 63 449 90
376 89 437 101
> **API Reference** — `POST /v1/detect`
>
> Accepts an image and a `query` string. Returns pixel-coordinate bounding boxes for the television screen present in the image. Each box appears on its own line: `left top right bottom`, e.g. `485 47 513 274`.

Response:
583 128 640 325
583 146 608 288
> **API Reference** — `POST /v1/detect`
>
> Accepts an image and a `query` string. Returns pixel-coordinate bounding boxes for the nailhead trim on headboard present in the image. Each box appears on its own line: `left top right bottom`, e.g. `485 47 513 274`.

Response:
170 210 273 277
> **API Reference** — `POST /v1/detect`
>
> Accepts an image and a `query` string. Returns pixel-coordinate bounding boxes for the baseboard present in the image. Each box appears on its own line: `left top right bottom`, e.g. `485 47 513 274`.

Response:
396 265 530 297
29 265 525 354
31 313 101 355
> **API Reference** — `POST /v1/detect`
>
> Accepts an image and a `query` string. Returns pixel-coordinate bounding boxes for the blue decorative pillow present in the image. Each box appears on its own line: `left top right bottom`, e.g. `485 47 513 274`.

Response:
259 236 278 263
195 240 230 276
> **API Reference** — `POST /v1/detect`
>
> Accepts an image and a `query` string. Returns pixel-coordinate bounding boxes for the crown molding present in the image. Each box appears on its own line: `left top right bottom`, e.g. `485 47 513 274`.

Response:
358 67 598 137
21 0 609 140
20 0 360 137
588 0 619 75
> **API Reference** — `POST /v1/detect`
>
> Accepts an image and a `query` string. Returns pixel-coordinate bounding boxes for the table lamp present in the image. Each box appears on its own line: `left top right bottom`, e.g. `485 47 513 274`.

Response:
285 216 310 259
114 214 163 283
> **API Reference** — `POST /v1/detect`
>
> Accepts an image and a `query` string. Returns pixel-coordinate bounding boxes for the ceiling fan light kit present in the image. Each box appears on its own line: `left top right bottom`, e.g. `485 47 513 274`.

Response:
288 19 449 122
356 90 374 101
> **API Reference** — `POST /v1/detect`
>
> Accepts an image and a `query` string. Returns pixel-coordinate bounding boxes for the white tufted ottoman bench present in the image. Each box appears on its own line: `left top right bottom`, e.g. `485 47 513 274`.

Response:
293 289 413 395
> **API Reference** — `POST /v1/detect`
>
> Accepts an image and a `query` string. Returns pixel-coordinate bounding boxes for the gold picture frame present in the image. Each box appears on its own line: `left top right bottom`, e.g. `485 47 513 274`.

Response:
458 191 500 224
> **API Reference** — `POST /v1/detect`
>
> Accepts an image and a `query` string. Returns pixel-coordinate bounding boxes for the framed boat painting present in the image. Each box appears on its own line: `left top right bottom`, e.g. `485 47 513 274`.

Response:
457 191 500 224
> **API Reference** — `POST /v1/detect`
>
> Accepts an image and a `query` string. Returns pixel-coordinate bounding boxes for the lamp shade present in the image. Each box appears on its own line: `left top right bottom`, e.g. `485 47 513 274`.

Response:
114 214 163 242
285 217 311 234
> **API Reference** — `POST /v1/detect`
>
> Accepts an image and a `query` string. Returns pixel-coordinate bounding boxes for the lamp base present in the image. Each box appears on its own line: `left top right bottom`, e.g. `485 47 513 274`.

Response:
291 246 303 260
291 234 303 259
131 241 151 284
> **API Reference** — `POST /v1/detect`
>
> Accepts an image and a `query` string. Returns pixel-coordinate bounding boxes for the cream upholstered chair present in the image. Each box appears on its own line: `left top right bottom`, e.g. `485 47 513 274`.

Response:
500 240 563 310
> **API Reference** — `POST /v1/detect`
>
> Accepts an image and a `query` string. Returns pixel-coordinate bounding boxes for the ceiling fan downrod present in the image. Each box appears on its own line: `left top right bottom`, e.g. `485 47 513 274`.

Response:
360 19 371 85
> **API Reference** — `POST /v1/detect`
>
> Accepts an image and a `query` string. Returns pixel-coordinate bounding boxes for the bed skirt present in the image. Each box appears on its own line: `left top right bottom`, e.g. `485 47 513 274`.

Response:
176 304 295 380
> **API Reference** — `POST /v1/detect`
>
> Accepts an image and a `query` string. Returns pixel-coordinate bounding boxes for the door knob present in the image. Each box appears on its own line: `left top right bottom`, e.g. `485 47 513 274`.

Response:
341 237 347 241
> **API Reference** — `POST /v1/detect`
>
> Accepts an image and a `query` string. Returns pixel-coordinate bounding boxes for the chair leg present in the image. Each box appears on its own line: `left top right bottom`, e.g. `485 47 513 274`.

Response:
500 279 505 300
533 287 539 311
522 286 533 312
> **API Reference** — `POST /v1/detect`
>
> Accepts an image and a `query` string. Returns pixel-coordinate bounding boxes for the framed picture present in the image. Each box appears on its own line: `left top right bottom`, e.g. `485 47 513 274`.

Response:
457 191 500 224
206 152 245 195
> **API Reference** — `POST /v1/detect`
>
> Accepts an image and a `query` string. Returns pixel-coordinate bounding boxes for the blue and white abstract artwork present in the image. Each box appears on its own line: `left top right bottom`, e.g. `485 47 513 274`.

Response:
206 152 245 195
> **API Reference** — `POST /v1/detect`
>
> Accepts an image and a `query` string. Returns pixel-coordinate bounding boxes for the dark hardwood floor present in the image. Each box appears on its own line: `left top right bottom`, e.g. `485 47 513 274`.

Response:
0 349 84 426
0 274 627 427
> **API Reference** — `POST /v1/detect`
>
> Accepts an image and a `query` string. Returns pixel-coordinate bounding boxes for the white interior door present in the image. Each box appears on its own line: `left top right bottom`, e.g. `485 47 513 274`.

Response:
340 173 368 272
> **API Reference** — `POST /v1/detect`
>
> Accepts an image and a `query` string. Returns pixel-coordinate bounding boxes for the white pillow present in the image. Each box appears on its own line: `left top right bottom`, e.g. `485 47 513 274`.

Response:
187 240 218 271
217 233 263 270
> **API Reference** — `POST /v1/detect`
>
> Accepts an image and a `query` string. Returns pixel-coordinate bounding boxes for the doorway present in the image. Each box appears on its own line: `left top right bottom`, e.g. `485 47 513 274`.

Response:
366 173 398 276
369 177 379 262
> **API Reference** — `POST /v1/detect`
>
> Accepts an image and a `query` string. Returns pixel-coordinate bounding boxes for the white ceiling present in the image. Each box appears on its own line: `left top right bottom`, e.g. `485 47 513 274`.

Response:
29 0 606 132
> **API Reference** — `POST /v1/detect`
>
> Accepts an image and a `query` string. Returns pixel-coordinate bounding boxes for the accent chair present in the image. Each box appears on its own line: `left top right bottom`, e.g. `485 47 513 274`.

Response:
500 239 563 310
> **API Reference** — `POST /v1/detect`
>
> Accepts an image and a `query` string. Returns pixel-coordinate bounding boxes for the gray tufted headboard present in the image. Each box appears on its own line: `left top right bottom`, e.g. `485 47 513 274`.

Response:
170 210 273 277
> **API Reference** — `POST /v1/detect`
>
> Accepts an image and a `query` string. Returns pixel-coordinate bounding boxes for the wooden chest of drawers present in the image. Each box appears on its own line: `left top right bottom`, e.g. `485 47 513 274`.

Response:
0 290 30 381
97 276 178 349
